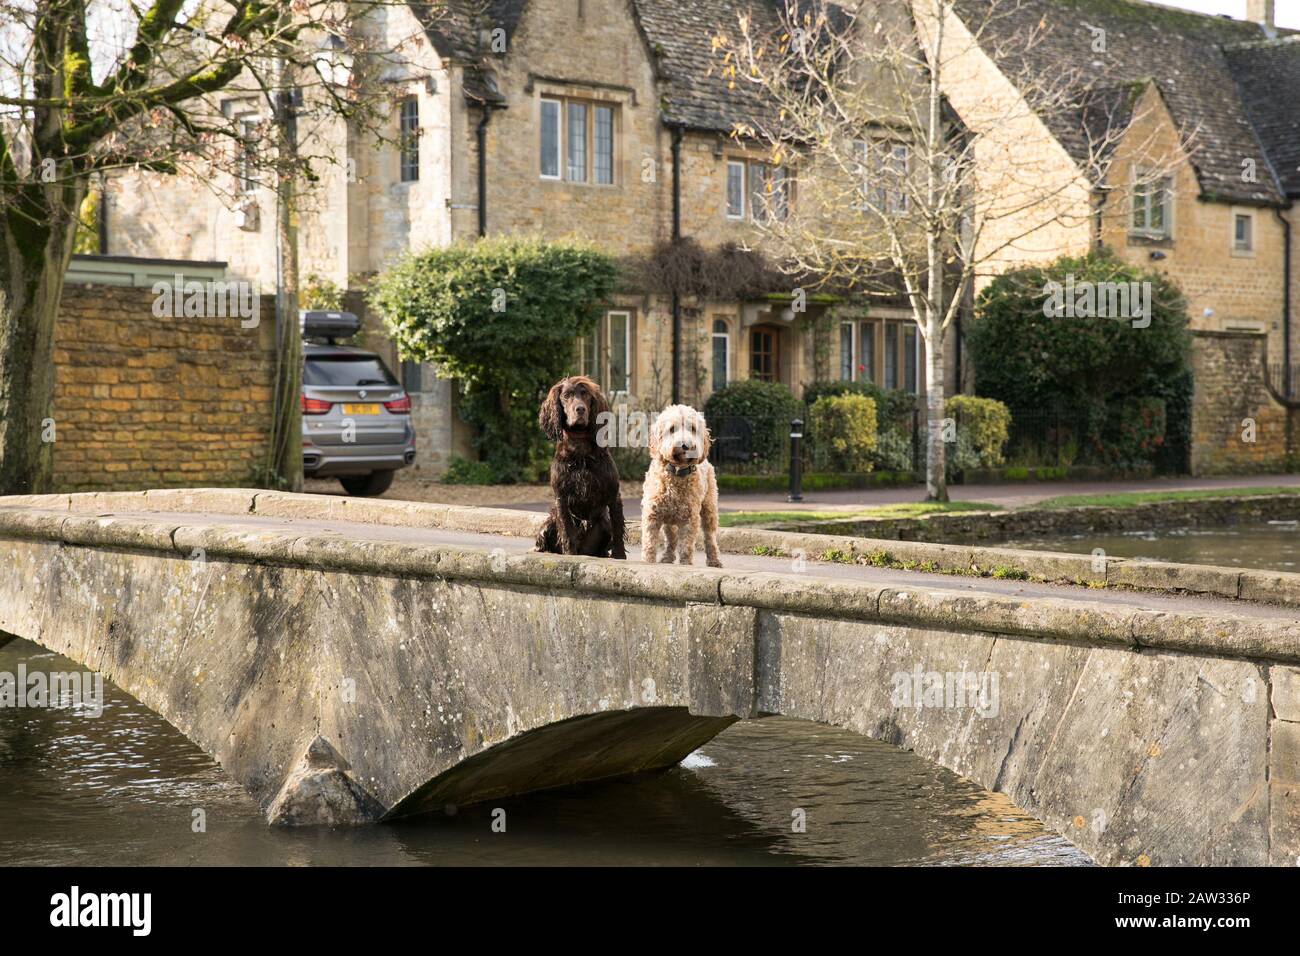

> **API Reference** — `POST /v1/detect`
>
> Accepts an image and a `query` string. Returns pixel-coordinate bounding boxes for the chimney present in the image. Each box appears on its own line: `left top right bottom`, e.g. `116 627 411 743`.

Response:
1247 0 1276 35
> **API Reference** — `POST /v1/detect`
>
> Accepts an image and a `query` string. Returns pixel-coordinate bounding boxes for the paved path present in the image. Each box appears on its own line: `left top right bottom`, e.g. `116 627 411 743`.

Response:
498 472 1300 518
80 507 1300 621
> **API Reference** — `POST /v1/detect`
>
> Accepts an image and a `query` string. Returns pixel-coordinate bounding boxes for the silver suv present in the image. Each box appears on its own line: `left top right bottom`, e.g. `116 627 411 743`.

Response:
301 312 415 496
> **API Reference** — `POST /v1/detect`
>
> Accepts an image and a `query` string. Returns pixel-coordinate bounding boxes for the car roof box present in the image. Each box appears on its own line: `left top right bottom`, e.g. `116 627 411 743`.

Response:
300 310 361 341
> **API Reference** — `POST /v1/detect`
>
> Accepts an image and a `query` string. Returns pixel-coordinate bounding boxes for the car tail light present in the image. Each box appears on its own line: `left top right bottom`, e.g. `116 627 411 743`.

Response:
301 395 333 415
384 394 412 414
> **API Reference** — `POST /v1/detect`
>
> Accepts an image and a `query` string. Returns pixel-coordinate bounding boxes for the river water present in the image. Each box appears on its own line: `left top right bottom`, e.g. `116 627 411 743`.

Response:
0 637 1085 867
1006 518 1300 573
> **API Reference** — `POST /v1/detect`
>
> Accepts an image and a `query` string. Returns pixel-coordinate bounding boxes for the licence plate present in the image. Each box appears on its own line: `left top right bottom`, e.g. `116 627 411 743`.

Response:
341 403 382 415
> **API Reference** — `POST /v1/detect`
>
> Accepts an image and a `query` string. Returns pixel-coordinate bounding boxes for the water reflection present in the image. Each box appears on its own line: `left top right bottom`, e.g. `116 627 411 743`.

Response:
0 639 1084 866
1007 520 1300 572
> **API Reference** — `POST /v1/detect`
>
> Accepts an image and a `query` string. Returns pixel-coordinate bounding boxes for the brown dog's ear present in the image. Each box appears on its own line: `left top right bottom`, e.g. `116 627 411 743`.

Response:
695 411 712 460
587 379 610 423
539 379 565 440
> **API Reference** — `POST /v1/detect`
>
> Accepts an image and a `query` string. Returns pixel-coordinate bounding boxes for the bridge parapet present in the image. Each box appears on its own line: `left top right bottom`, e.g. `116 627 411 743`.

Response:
0 497 1297 865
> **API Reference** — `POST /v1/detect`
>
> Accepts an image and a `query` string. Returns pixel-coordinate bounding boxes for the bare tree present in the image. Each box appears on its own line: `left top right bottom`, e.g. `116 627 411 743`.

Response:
0 0 425 493
716 0 1187 500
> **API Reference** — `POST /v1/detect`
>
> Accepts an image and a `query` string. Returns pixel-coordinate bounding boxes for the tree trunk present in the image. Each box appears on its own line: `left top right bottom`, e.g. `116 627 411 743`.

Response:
267 58 303 493
0 185 83 494
925 315 948 502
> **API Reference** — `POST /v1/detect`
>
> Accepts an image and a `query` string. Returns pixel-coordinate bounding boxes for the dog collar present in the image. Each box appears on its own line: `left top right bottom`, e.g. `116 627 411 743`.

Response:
666 462 697 478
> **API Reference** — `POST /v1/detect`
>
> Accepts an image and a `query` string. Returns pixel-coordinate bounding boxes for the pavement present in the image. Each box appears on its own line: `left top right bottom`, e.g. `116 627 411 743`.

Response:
443 472 1300 519
70 507 1300 622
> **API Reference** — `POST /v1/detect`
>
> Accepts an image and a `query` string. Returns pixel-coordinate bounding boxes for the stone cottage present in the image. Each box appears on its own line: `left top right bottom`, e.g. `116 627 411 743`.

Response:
102 0 938 476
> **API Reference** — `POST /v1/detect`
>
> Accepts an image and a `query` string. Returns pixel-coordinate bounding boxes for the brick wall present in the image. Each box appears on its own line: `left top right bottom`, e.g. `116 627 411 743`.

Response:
1190 330 1293 475
52 283 277 491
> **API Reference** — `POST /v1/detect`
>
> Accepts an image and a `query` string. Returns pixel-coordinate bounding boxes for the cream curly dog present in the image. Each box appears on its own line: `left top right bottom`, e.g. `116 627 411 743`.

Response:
640 404 722 567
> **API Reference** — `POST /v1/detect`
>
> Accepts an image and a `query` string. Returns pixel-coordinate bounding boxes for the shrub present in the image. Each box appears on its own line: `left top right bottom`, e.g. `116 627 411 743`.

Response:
946 395 1010 468
441 456 496 485
369 236 618 483
808 394 878 472
704 379 800 467
873 428 914 472
968 250 1190 472
968 250 1190 411
803 379 916 430
944 430 982 482
1091 397 1167 469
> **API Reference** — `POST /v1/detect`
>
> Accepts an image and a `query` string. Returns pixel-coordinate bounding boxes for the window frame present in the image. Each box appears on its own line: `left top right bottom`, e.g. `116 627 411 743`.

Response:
236 116 259 195
852 137 909 215
749 325 781 382
540 98 562 180
540 94 617 185
1131 168 1173 238
576 309 635 395
1233 211 1254 253
711 318 731 392
726 161 746 219
726 157 789 221
841 317 921 395
398 95 420 183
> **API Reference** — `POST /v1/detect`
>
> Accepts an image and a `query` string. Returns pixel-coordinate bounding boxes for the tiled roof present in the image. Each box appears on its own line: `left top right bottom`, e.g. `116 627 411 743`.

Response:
406 0 525 102
1223 37 1300 198
953 0 1288 205
632 0 787 133
409 0 1300 205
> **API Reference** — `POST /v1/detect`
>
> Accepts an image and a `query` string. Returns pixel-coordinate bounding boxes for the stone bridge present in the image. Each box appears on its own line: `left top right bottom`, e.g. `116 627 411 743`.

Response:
0 489 1297 866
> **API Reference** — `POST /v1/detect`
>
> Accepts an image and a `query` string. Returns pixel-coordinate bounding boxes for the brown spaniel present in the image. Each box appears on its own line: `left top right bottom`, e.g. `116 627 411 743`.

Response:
535 375 626 559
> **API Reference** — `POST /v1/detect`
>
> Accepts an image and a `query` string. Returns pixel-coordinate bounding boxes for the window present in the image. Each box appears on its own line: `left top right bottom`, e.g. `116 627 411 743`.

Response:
1132 171 1173 237
839 322 854 380
399 96 420 183
841 318 919 394
237 117 259 194
750 326 780 382
540 99 561 179
577 310 634 393
712 319 731 391
540 96 616 183
726 161 745 218
593 105 614 184
725 159 788 221
1234 213 1254 252
853 139 909 214
303 356 399 387
567 101 587 182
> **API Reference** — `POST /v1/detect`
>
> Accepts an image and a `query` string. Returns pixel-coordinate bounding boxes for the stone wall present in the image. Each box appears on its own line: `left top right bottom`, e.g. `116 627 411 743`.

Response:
52 283 277 490
0 496 1296 863
1190 330 1293 475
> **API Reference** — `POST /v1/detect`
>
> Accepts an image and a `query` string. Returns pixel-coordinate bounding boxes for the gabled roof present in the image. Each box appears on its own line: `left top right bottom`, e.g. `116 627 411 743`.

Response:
633 0 786 132
406 0 525 103
1223 37 1300 199
953 0 1290 205
405 0 804 128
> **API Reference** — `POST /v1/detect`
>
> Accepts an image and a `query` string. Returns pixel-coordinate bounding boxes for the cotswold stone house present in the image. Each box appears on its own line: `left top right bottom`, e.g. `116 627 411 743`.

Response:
103 0 1300 476
105 0 935 475
929 0 1300 472
934 0 1298 347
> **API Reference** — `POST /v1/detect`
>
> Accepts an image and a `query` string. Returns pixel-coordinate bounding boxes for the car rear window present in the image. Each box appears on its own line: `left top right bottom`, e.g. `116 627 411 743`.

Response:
304 357 398 387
